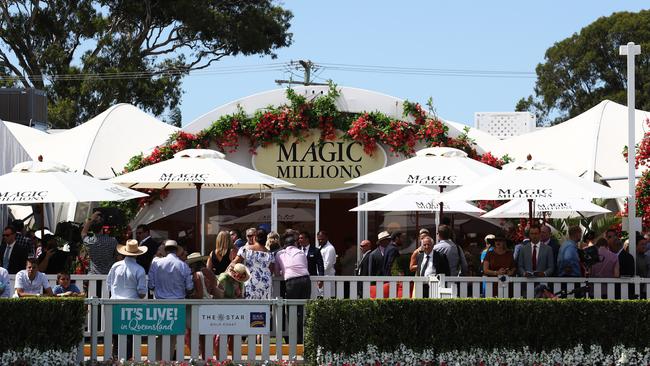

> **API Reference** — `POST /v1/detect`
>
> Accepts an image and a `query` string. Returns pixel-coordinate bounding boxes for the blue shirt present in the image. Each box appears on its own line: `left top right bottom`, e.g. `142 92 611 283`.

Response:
148 253 193 299
53 283 81 295
557 239 581 277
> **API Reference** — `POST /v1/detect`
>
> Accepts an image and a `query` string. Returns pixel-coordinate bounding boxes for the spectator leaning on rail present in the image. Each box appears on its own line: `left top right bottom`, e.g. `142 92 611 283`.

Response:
434 224 468 277
148 240 194 299
106 239 148 299
517 225 555 278
557 226 583 277
53 272 85 297
15 257 54 297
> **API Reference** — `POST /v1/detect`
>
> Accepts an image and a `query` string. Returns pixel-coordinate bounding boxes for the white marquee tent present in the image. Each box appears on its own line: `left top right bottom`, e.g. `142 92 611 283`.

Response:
486 100 649 197
0 103 178 226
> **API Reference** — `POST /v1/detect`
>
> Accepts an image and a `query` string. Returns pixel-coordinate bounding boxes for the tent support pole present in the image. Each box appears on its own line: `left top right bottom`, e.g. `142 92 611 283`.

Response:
40 202 45 244
195 183 203 252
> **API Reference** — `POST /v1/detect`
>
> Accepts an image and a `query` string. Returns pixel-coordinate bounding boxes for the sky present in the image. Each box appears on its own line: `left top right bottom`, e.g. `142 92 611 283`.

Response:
179 1 649 127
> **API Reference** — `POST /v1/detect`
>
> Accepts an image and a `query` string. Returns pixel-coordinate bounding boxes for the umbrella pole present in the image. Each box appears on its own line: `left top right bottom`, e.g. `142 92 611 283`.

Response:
40 202 44 249
195 183 203 252
415 211 419 232
528 199 533 226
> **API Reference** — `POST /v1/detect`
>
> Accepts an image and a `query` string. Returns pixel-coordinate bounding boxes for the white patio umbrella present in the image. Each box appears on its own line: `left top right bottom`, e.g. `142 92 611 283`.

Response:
0 160 147 239
350 185 484 230
110 149 293 249
346 147 498 225
223 207 315 225
482 198 611 219
350 185 484 213
442 158 624 223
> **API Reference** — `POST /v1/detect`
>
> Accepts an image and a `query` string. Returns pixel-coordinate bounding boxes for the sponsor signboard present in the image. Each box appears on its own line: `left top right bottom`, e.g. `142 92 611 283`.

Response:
252 129 386 191
198 304 270 335
112 304 185 335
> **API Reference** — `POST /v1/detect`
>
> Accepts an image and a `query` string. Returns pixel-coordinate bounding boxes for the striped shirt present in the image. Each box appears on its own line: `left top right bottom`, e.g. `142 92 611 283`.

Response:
83 234 117 274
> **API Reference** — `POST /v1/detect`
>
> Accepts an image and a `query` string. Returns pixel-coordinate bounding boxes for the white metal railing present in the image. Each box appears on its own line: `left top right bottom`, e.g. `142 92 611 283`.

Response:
440 275 648 300
9 274 650 301
82 298 306 362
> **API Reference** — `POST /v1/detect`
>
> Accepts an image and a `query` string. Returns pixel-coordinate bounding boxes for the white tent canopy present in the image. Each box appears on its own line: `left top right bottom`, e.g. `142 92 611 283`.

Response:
1 104 178 225
486 100 650 195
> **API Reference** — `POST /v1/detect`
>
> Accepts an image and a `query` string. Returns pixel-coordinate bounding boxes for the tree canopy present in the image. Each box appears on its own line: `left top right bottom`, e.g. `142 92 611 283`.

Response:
517 10 650 125
0 0 293 128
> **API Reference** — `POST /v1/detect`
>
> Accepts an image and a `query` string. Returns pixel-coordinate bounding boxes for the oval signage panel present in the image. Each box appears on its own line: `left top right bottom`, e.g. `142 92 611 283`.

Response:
252 129 387 192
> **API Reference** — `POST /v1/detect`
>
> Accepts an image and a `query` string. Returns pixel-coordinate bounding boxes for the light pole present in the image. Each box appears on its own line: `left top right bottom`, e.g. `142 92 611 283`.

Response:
619 42 641 260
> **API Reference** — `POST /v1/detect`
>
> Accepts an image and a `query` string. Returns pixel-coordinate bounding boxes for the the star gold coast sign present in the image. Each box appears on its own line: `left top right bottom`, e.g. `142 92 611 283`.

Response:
252 130 386 192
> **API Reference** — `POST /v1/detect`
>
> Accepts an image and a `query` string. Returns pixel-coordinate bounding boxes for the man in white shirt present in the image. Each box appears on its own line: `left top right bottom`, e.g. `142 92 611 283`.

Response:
106 239 148 360
317 231 337 276
15 257 54 297
106 239 148 299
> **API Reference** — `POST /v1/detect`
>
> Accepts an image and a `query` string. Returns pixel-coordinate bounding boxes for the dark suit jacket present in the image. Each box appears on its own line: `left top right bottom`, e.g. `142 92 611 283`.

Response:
382 244 399 275
415 250 450 276
0 243 29 274
368 247 384 276
305 245 324 276
357 251 371 276
619 250 635 277
136 237 159 273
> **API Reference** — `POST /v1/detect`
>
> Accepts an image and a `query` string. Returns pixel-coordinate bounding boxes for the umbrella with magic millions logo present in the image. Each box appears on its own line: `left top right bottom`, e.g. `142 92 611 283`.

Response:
481 197 611 219
0 158 147 240
346 147 499 223
441 157 624 224
111 149 293 250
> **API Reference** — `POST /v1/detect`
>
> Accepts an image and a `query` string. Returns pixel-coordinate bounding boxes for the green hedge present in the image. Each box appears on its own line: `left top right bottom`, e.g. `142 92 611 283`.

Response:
304 298 650 362
0 298 86 353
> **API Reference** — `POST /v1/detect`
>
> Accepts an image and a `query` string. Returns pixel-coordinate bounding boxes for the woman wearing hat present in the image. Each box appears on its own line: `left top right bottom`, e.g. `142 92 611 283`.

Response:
187 253 223 300
217 263 249 299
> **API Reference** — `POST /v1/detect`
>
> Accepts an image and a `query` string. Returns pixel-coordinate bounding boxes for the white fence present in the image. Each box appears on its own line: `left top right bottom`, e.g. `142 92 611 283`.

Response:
83 298 306 362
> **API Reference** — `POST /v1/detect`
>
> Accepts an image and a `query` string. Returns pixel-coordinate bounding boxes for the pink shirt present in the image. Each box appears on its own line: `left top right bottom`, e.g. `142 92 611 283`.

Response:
591 246 619 278
274 246 309 280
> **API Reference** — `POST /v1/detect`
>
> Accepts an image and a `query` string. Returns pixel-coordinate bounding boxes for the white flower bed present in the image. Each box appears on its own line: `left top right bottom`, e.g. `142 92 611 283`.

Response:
317 344 650 366
0 347 77 366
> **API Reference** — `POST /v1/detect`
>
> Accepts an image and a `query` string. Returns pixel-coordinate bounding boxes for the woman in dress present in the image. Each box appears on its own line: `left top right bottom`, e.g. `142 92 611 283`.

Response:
483 235 516 295
206 231 235 277
231 230 275 299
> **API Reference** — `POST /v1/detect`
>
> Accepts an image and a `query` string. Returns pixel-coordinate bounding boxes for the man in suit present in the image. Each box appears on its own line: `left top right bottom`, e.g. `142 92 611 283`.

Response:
1 225 30 274
368 231 396 276
540 225 560 270
356 239 372 276
415 235 449 297
298 231 324 276
517 225 555 277
135 224 159 273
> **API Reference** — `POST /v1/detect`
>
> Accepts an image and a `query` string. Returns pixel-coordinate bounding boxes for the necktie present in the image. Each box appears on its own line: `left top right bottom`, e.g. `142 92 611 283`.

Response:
532 245 537 271
421 255 430 276
2 246 11 269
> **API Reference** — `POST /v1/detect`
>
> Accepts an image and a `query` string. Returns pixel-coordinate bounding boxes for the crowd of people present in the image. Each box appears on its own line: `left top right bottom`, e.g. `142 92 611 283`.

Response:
1 211 648 301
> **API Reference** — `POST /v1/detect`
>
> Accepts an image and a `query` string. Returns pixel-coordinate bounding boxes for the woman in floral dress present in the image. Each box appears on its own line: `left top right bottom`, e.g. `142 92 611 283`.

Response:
231 229 275 299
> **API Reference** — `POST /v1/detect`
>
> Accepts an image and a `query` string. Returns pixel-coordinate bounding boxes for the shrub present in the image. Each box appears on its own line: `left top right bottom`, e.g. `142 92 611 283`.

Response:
0 298 86 353
304 298 650 364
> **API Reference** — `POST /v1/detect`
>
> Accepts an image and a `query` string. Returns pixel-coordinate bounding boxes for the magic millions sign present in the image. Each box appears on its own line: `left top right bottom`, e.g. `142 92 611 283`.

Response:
252 130 387 191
